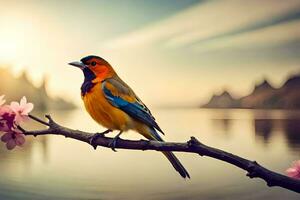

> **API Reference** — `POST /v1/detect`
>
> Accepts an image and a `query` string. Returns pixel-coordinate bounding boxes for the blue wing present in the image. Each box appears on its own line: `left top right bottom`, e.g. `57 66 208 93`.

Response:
102 78 164 135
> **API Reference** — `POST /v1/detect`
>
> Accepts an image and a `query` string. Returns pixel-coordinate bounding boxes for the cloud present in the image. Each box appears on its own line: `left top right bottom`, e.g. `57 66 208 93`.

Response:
193 19 300 53
103 0 300 50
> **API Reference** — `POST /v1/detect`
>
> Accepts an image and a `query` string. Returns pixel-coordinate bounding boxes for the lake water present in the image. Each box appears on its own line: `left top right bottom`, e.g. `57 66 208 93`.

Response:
0 108 299 200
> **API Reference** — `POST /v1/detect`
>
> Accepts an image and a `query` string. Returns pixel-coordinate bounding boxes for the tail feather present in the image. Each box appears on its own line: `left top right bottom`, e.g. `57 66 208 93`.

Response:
163 151 190 179
145 127 190 179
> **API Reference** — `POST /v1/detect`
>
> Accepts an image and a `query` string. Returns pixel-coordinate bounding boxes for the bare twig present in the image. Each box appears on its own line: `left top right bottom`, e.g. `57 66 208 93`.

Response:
28 114 50 126
20 115 300 193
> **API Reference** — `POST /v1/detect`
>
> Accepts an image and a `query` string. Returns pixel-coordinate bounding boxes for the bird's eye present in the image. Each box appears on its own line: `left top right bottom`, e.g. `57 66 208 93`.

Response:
91 61 96 66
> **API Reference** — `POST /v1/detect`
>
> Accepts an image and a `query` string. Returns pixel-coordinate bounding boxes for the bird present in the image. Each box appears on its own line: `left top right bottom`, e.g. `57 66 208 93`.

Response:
69 55 190 178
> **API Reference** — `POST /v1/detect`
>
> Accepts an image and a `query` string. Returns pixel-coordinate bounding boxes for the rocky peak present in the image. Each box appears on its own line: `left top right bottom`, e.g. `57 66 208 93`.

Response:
253 79 274 93
283 74 300 88
202 90 238 108
220 90 232 98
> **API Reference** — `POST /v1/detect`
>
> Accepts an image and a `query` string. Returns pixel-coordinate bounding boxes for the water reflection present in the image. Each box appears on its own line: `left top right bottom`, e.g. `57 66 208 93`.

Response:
213 119 231 134
39 136 49 163
0 128 50 179
253 115 300 151
254 119 273 144
0 109 300 200
210 110 232 137
282 119 300 151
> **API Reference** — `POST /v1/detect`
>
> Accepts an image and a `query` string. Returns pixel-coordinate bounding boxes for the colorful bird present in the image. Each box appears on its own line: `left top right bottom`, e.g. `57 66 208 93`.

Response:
69 55 190 178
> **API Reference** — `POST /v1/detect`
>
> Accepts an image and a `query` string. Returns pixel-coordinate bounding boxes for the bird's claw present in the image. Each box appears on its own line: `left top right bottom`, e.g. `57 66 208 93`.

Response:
108 136 119 152
89 129 112 150
108 132 122 152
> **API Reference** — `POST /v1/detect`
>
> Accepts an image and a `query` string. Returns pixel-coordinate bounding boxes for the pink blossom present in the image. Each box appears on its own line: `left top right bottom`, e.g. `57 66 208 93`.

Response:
0 96 33 150
1 129 25 150
286 160 300 179
10 96 34 123
0 95 5 106
0 105 16 132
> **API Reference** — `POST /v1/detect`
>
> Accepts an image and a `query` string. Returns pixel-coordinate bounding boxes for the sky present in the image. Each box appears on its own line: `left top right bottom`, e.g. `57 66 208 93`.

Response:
0 0 300 106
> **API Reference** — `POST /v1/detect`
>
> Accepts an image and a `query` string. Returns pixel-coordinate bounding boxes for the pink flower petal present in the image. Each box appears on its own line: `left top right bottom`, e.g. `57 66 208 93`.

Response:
10 102 20 112
9 97 34 122
286 168 298 177
6 139 17 150
286 160 300 179
20 96 27 106
0 105 14 115
15 134 25 146
1 132 12 142
14 115 23 124
22 103 34 114
0 122 10 132
0 108 16 130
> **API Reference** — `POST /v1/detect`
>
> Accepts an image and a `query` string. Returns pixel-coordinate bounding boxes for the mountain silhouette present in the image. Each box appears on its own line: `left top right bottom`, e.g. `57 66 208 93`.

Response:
201 73 300 109
0 67 75 110
202 90 239 108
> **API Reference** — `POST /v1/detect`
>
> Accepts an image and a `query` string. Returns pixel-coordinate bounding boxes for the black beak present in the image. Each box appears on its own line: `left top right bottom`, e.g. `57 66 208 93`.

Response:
68 61 86 69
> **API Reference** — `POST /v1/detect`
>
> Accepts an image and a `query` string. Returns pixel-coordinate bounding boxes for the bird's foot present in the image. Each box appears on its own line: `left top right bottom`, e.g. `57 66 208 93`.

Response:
108 131 122 152
89 129 112 150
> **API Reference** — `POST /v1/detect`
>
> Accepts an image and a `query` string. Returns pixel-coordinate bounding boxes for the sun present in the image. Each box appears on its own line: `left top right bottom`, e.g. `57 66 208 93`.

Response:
0 33 20 63
0 14 35 64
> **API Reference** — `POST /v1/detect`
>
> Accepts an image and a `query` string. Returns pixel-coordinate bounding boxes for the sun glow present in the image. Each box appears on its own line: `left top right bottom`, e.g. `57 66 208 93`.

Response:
0 28 21 63
0 13 37 65
0 11 46 87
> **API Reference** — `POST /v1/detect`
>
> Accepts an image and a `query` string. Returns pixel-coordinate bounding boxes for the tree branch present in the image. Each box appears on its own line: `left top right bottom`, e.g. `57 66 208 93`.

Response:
21 115 300 193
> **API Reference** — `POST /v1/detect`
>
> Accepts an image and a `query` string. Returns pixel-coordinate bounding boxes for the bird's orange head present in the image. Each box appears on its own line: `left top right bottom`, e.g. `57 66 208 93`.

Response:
69 55 116 95
69 55 115 83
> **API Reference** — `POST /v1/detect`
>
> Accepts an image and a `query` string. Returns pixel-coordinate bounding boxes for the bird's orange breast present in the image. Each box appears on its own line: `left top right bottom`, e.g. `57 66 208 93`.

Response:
82 82 132 131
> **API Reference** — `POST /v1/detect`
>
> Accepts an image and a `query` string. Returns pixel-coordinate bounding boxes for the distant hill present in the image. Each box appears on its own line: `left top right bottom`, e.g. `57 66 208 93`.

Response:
201 73 300 109
240 80 277 109
202 91 240 108
0 67 76 110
